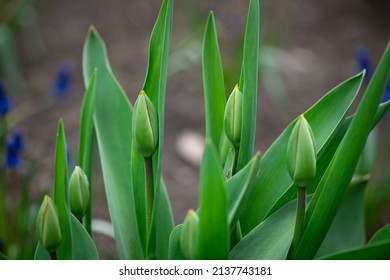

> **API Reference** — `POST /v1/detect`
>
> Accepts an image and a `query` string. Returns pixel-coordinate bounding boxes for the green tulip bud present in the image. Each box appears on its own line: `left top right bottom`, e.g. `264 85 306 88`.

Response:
69 166 90 220
224 84 243 148
36 195 62 253
180 209 199 259
287 115 317 187
133 90 158 157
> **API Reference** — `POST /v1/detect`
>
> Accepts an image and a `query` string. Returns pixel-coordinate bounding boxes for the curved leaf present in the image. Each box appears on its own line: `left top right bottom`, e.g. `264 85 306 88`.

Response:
315 182 366 258
168 224 187 260
321 241 390 260
241 72 364 235
70 214 98 260
368 224 390 245
295 41 390 259
226 153 261 229
54 120 72 260
196 140 229 259
237 0 259 171
230 199 299 260
83 28 143 260
34 243 50 260
202 11 226 150
79 68 97 235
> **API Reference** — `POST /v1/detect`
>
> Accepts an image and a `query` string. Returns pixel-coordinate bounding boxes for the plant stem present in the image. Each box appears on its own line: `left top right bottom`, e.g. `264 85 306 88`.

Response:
144 156 154 236
289 186 306 259
50 251 57 260
232 146 239 175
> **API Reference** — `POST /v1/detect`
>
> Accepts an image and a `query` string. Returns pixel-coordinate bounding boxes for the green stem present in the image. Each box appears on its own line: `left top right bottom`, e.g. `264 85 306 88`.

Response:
232 146 239 175
289 186 306 259
144 157 154 237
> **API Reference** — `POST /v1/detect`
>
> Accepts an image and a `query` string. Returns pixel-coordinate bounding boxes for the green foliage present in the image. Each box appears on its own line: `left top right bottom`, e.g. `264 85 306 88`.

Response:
26 0 390 260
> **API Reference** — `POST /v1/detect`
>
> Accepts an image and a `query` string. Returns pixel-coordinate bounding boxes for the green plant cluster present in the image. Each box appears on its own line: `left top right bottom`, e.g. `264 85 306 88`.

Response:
28 0 390 260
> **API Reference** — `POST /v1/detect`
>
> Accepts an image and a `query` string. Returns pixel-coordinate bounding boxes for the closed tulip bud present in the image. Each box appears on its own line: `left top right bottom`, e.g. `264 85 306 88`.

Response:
69 166 90 220
133 90 158 157
36 195 62 253
180 210 199 260
224 84 243 148
287 115 316 187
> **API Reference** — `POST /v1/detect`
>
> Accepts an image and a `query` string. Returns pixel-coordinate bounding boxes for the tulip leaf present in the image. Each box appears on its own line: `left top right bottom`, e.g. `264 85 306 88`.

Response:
321 241 390 260
226 153 261 229
237 0 259 171
34 243 50 260
230 198 300 260
368 224 390 245
202 11 226 151
151 180 174 260
70 214 99 260
196 140 229 259
140 0 173 257
315 182 366 258
241 72 364 235
53 120 72 260
295 42 390 259
79 68 97 235
83 28 143 259
168 224 187 260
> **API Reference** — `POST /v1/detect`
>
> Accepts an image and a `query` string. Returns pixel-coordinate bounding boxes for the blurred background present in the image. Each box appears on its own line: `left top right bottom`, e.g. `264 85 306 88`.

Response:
0 0 389 258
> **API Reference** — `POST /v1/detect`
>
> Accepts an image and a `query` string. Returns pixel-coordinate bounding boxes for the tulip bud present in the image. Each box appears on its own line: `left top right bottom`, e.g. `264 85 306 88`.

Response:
287 115 316 187
133 90 158 157
180 209 199 259
36 195 62 253
224 84 243 148
69 166 90 220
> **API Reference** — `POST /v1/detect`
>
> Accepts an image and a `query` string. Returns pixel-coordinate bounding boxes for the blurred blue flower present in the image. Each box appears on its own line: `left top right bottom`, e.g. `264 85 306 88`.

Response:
357 46 372 81
0 80 11 116
53 61 73 96
4 128 24 168
11 127 24 153
382 78 390 103
4 139 21 168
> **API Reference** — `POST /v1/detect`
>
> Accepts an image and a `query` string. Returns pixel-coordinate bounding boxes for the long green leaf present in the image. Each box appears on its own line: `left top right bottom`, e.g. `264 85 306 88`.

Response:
226 153 261 229
241 72 364 235
34 243 50 260
321 241 390 260
237 0 259 171
315 182 366 258
140 0 173 258
83 28 143 259
54 120 72 260
202 11 226 150
79 68 97 235
154 180 174 260
230 199 300 260
295 42 390 259
70 214 99 260
196 140 229 259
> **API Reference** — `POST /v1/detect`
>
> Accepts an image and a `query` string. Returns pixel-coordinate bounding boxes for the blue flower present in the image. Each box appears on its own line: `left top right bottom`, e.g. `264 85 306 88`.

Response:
0 80 11 116
382 78 390 103
4 128 24 169
11 127 24 153
357 46 372 81
4 139 21 168
53 61 73 96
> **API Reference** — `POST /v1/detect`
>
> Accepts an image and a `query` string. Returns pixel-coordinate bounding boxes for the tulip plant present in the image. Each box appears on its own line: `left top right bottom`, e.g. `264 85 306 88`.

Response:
32 0 390 260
